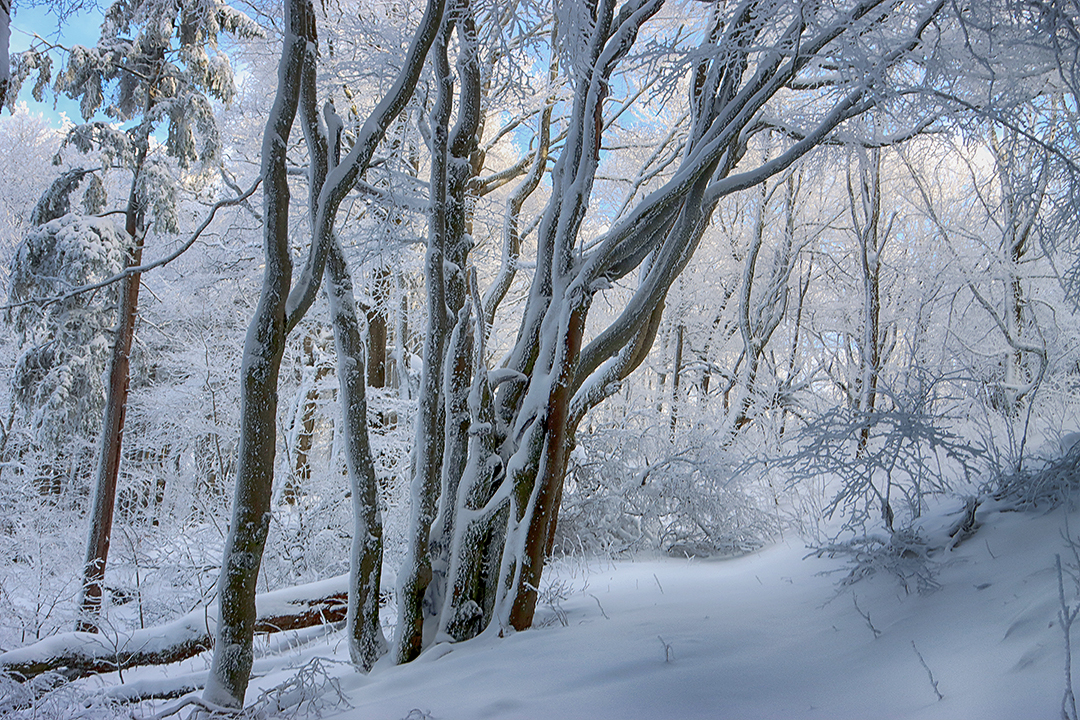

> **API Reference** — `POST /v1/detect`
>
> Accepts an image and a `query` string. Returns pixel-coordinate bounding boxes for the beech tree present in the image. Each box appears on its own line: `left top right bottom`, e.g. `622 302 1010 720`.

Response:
202 0 1064 707
844 144 896 461
202 0 445 705
393 0 956 659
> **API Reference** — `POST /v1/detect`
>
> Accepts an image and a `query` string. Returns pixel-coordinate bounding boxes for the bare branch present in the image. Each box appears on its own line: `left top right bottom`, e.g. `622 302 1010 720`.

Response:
1 175 262 312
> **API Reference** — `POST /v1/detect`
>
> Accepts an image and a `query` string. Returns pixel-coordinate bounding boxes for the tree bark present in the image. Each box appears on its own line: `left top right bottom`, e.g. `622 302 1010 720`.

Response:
509 304 587 631
77 130 151 633
0 0 10 114
202 0 310 705
326 239 387 670
395 18 453 664
367 264 390 390
204 0 445 699
669 323 684 442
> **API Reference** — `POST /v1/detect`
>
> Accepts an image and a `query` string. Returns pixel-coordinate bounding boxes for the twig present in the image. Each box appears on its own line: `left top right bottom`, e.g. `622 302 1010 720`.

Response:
653 573 664 594
657 635 674 663
589 593 609 620
139 691 237 719
852 594 881 638
911 640 944 701
1058 554 1079 720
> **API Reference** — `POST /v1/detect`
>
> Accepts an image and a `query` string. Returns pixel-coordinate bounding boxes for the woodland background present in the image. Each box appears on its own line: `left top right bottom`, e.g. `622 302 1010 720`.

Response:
2 0 1080 715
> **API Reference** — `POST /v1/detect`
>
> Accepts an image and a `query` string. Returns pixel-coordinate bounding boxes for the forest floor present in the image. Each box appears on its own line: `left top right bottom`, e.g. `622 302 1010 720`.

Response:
107 496 1076 720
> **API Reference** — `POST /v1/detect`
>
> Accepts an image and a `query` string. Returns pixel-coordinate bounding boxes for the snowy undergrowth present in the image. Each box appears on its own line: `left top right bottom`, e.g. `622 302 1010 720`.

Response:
341 501 1080 719
558 418 784 559
231 499 1080 718
5 422 1080 718
995 438 1080 510
0 671 128 720
4 492 1079 719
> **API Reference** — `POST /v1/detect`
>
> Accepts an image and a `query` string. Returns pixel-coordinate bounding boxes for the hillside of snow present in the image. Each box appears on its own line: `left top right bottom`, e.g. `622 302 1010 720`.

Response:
105 498 1072 720
9 496 1072 719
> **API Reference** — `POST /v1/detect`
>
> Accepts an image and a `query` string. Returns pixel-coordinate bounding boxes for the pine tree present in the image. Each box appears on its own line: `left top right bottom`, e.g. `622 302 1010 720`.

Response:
6 0 260 631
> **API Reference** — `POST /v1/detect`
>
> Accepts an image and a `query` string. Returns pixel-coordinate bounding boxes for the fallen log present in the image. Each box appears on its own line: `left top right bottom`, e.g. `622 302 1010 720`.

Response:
0 575 349 682
103 671 206 704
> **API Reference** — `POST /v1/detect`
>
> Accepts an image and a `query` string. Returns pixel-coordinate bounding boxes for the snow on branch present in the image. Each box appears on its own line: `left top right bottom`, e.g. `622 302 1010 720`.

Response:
0 175 262 313
0 574 347 682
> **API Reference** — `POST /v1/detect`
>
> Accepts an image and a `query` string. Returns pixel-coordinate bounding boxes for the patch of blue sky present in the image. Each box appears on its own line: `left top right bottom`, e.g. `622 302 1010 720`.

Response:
9 1 105 128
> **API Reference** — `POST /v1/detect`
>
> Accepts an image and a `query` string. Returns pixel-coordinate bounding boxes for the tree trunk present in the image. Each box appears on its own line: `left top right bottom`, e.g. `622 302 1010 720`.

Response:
0 0 10 113
367 264 390 390
669 323 684 442
396 0 485 658
508 303 587 631
201 0 309 705
395 19 453 664
326 239 387 670
728 180 770 437
284 333 329 504
204 0 446 698
848 146 890 456
77 135 150 633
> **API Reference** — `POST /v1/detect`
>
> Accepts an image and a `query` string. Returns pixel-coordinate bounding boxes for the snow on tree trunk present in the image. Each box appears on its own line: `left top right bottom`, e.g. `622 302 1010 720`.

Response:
205 0 446 702
847 146 892 461
326 239 388 670
202 0 310 706
395 21 453 664
396 1 485 659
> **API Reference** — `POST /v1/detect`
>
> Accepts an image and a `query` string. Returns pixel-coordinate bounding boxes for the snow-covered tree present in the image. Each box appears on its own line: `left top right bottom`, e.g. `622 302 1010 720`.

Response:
5 0 260 630
7 208 129 491
389 0 963 659
202 0 445 704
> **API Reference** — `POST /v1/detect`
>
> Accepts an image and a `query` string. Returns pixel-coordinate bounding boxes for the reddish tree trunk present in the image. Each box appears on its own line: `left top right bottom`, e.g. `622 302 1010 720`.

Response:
77 146 148 632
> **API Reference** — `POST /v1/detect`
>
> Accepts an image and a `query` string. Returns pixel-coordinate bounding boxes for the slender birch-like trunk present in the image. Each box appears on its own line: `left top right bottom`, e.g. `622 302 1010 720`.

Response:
326 239 387 670
205 0 445 701
201 0 309 704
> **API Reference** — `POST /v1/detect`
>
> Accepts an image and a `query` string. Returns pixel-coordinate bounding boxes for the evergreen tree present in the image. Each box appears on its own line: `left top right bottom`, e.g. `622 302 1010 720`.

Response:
6 0 260 630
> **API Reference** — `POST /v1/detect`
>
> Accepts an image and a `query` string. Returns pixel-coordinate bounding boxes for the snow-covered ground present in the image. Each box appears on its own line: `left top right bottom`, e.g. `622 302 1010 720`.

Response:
31 496 1069 719
152 498 1071 720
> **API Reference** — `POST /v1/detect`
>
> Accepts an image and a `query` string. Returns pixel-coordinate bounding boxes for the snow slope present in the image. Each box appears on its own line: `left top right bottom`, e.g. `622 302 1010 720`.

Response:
218 501 1073 720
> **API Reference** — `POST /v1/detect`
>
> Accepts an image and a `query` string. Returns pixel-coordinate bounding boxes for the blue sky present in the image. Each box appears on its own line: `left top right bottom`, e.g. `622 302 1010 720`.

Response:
8 1 105 127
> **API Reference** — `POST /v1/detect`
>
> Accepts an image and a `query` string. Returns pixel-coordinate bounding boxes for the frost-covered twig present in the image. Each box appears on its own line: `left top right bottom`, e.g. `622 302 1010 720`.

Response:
589 593 609 620
812 530 940 594
0 671 128 719
1058 553 1079 720
911 640 943 701
245 656 353 718
139 691 234 719
852 594 881 638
